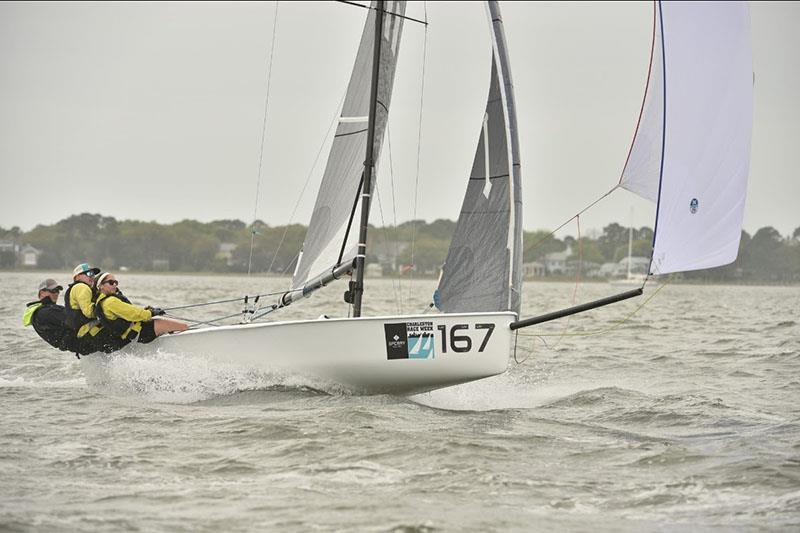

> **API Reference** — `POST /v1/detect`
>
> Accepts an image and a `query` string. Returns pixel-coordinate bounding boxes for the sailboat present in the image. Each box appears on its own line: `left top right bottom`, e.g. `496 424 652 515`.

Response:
120 1 753 395
609 210 648 289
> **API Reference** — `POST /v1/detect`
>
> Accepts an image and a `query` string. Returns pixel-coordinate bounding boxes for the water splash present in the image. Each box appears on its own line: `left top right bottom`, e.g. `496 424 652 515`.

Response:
80 348 342 404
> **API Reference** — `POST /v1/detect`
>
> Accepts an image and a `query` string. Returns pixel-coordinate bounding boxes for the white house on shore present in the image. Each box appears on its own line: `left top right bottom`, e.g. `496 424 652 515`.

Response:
19 245 41 267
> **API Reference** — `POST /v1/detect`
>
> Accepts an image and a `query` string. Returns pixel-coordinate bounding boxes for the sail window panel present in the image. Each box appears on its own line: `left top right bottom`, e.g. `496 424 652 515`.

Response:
650 1 752 275
292 1 405 290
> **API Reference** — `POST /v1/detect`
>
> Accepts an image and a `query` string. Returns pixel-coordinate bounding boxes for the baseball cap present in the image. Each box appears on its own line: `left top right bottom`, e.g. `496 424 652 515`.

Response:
37 279 63 292
72 263 101 278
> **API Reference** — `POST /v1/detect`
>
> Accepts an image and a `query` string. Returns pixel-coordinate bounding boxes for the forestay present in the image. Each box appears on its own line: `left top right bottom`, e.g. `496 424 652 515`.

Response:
436 1 522 314
619 1 753 275
291 1 405 290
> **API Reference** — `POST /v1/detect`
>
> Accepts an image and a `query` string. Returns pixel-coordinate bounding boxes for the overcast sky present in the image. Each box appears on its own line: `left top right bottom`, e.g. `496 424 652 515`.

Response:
1 1 797 238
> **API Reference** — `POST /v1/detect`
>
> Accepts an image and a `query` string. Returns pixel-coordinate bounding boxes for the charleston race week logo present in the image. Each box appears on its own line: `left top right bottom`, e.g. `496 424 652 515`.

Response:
384 322 435 360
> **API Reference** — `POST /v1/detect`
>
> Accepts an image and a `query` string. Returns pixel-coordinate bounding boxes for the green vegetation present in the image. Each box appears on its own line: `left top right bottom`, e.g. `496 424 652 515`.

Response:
1 214 798 283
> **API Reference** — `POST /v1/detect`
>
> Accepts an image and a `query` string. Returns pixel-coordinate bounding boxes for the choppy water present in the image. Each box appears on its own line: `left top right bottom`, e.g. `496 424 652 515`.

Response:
1 272 799 531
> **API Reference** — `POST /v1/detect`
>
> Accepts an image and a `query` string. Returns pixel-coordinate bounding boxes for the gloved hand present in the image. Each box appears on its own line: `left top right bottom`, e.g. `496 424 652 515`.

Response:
146 306 166 317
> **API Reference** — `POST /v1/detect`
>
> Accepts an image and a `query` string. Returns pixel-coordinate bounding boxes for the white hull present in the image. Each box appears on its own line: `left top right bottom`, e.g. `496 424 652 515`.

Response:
125 312 516 395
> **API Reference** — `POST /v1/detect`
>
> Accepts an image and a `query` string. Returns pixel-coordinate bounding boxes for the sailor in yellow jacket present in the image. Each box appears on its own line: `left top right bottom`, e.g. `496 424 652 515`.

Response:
94 272 188 352
63 262 106 354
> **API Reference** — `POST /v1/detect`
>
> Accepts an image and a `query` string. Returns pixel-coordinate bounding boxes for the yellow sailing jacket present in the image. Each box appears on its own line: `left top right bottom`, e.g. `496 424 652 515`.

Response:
95 293 153 340
67 282 102 338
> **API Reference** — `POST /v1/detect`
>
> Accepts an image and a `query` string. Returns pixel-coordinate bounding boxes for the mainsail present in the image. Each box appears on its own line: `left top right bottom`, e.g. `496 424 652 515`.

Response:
291 1 405 290
619 1 753 275
436 1 522 314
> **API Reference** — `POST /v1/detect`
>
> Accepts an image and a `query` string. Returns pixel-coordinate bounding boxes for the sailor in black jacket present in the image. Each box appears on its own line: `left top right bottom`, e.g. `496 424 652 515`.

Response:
22 278 75 352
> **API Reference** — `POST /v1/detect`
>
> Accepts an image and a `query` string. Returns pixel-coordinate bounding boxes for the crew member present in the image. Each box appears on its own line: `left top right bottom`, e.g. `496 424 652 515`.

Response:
22 279 75 352
94 272 188 352
64 262 105 354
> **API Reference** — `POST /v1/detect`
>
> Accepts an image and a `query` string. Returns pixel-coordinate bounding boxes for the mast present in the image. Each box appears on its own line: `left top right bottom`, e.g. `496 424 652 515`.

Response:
352 0 385 318
627 212 633 279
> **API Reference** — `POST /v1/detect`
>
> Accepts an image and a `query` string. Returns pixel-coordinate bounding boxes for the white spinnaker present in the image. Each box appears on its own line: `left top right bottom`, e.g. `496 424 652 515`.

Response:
651 1 752 275
619 2 753 276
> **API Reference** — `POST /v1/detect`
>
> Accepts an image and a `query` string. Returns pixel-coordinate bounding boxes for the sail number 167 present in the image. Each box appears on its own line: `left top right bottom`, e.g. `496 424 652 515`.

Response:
436 323 495 353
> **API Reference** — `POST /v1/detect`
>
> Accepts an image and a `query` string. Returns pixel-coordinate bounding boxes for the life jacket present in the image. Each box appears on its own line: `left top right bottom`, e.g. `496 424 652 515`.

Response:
23 299 76 352
63 280 96 332
95 291 137 341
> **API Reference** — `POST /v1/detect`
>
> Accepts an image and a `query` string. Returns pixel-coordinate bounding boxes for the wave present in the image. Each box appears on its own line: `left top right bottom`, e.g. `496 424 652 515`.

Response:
78 349 350 404
0 375 85 389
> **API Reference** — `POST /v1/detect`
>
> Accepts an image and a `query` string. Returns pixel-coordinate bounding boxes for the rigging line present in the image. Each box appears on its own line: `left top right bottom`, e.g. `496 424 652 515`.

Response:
279 251 301 276
525 3 655 275
248 1 281 277
526 184 620 254
386 129 403 314
162 289 297 311
338 173 364 267
512 330 530 365
167 307 259 328
517 279 668 340
514 334 549 365
333 0 428 26
373 132 403 315
408 1 428 304
191 311 252 327
384 128 404 313
266 89 348 274
251 305 278 322
547 215 583 350
165 313 223 328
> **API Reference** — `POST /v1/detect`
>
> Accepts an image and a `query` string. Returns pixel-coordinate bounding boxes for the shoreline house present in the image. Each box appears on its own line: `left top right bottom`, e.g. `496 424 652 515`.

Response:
543 246 572 275
19 245 41 267
522 261 545 279
0 242 41 268
216 242 237 267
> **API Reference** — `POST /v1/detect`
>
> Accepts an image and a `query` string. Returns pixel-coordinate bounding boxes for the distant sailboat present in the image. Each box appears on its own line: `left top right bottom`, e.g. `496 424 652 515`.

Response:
113 1 753 395
610 209 647 289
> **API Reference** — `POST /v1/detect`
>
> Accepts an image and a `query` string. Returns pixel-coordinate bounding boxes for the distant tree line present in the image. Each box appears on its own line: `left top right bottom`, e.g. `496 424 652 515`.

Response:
1 214 798 283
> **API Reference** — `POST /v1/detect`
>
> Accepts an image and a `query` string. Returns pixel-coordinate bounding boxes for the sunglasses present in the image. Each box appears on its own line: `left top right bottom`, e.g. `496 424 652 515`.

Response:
102 279 119 286
44 288 62 293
